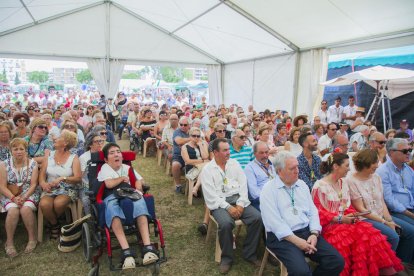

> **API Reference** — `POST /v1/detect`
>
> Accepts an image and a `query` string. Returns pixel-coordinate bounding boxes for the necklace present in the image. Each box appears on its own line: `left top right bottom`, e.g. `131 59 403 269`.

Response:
54 151 70 167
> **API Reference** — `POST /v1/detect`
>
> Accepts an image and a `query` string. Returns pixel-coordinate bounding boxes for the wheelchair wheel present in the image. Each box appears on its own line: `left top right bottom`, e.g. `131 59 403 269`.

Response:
129 141 135 151
82 222 92 263
88 264 99 276
151 263 160 276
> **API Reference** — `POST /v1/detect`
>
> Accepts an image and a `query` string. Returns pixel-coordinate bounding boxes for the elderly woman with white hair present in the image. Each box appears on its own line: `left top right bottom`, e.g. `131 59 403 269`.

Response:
349 125 370 152
79 131 105 214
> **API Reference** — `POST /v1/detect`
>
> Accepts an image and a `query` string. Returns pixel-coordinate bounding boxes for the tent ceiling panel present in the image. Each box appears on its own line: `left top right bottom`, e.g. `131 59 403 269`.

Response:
113 0 219 33
25 0 102 21
0 1 33 33
110 6 218 64
231 0 414 49
0 5 106 58
175 4 293 63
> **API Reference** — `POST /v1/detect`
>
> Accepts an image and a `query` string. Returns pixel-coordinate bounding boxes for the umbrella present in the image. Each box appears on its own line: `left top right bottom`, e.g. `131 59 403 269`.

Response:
322 65 414 131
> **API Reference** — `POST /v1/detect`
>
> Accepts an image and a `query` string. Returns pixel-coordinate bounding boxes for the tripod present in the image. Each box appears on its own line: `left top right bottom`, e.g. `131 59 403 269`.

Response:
365 80 392 132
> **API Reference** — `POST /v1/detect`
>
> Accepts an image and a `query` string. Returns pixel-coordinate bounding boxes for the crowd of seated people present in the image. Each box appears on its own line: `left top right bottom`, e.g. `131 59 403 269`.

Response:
0 90 413 275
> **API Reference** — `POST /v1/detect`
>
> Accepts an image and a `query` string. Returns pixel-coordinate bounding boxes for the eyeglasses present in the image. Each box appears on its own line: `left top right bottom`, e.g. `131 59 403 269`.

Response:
34 110 40 112
37 125 47 130
375 140 387 145
64 124 76 129
17 119 27 123
100 132 108 136
93 139 105 144
180 124 188 127
216 130 225 133
392 148 412 154
222 123 228 125
237 136 247 140
191 135 201 138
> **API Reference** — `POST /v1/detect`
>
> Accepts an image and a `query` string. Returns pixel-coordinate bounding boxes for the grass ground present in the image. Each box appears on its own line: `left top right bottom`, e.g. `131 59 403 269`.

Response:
0 139 279 276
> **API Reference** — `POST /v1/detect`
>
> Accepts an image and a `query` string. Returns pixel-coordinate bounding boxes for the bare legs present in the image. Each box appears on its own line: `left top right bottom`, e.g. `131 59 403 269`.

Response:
39 195 71 225
111 215 151 250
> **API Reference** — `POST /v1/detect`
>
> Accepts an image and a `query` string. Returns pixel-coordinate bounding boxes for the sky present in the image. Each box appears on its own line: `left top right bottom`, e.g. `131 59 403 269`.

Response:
23 59 142 72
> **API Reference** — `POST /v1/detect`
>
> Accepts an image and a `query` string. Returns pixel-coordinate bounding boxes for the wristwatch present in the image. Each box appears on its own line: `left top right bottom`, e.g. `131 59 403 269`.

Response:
63 176 67 181
310 230 320 238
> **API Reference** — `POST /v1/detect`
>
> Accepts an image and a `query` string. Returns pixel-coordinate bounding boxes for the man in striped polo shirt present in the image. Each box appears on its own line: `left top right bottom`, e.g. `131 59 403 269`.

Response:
230 129 253 169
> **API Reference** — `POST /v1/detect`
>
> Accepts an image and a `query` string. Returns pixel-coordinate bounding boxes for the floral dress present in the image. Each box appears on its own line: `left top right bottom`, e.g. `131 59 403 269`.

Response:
25 136 54 158
0 158 40 209
312 179 403 275
42 151 78 202
0 145 11 161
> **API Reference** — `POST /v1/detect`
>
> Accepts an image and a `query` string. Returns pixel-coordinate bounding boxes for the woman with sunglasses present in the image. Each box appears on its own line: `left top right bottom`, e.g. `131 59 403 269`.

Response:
41 113 60 140
24 118 53 168
79 132 105 215
0 138 40 257
12 112 30 139
91 124 115 143
61 119 84 156
39 130 81 239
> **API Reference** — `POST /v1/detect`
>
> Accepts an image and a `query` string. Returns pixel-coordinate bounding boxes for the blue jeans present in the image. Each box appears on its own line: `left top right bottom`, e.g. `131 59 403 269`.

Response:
391 212 414 263
364 219 399 251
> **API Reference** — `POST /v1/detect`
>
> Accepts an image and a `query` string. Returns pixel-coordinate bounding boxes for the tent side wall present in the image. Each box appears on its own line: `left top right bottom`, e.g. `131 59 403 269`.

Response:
223 54 297 113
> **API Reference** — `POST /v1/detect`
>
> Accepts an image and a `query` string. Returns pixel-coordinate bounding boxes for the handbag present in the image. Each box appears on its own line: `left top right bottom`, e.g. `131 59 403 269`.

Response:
114 185 142 201
7 184 22 196
111 110 120 117
185 167 200 181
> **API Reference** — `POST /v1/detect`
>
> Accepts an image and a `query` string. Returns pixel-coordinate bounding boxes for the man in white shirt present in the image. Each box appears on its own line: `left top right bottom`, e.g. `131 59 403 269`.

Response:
260 151 344 275
342 95 358 127
318 123 337 157
200 138 262 274
327 96 344 124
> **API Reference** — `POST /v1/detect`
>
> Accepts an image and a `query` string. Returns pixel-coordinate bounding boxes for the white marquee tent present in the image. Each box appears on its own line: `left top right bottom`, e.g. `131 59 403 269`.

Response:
1 0 413 116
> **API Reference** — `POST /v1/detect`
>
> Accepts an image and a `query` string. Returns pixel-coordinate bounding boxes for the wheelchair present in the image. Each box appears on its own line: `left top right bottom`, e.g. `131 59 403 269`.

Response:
81 151 166 276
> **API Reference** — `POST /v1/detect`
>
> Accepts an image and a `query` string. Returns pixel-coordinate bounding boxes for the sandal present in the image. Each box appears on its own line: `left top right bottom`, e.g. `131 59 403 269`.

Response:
5 244 18 258
50 224 60 239
24 240 37 254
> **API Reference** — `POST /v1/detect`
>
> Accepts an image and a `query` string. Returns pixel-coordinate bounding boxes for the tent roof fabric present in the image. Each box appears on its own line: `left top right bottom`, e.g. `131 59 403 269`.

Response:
0 0 413 64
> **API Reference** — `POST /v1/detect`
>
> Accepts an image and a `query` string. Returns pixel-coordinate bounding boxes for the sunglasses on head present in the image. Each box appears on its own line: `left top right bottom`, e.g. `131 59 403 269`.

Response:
37 125 47 130
180 124 188 127
191 134 201 138
392 148 412 154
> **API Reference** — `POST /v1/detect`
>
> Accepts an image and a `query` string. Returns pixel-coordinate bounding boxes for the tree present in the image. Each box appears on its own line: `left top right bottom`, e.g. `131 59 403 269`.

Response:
122 72 141 79
14 72 21 85
27 71 49 84
75 69 93 84
182 69 193 80
1 68 8 83
160 66 182 83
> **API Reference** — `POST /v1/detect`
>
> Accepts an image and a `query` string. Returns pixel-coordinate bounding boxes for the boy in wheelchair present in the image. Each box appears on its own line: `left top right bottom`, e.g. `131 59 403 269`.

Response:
97 142 159 270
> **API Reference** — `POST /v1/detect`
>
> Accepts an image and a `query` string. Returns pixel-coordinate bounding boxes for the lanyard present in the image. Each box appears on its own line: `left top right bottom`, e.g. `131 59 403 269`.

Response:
255 160 274 179
218 167 228 193
283 186 298 215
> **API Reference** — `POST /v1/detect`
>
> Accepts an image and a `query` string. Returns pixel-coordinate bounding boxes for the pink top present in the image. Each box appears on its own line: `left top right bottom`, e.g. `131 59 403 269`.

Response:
348 173 385 218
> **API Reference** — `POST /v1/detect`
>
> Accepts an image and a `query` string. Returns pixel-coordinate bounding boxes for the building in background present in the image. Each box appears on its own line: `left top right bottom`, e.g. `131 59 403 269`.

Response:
1 58 27 83
51 67 83 84
185 67 208 81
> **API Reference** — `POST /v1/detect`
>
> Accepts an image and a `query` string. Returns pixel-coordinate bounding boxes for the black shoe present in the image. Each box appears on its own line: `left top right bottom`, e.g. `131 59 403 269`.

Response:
197 223 208 235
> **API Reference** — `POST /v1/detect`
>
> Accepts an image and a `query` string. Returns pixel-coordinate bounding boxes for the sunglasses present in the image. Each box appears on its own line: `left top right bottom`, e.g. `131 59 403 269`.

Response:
17 119 27 123
180 124 188 127
34 110 40 112
237 136 247 140
37 125 47 130
216 130 225 133
100 132 108 136
392 148 412 154
93 139 105 144
191 135 201 138
64 125 76 129
376 140 387 145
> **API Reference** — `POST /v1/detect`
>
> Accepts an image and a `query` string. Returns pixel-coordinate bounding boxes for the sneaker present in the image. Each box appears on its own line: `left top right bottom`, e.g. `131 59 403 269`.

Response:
175 185 183 194
197 223 208 235
122 256 136 270
142 251 159 265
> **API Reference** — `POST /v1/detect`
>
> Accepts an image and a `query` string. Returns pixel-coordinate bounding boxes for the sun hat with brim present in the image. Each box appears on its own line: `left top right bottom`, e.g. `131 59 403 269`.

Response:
293 115 308 127
58 214 91 253
356 107 365 113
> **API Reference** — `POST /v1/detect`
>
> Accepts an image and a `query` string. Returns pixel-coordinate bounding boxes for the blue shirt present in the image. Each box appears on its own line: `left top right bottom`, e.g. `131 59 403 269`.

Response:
260 176 321 240
297 152 322 190
229 144 253 170
172 128 189 158
244 159 276 201
377 159 414 213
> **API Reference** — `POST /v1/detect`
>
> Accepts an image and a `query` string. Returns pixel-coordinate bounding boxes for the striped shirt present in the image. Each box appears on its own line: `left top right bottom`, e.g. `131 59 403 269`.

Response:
229 144 253 169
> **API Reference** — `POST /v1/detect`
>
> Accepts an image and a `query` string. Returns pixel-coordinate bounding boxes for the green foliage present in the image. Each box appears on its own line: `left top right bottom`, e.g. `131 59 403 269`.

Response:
182 69 193 80
200 75 208 81
14 72 21 85
1 68 8 83
75 69 93 84
27 70 49 84
122 72 141 79
160 66 182 83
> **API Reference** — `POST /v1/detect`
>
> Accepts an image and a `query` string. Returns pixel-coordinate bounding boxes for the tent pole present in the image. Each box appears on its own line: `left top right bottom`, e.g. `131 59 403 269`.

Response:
105 1 111 96
291 52 301 116
381 90 387 132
